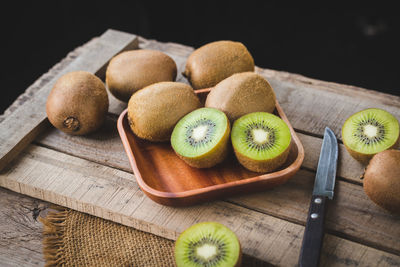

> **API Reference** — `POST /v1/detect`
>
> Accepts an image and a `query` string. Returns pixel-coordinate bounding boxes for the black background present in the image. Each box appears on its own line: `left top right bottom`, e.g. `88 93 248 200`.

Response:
2 2 399 113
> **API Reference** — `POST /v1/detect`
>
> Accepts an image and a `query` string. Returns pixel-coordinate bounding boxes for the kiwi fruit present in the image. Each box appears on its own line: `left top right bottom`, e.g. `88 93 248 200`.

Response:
175 222 242 267
171 108 230 168
183 41 255 89
46 71 109 135
128 82 201 142
342 108 399 164
363 150 400 214
106 50 177 102
231 112 291 173
205 72 276 122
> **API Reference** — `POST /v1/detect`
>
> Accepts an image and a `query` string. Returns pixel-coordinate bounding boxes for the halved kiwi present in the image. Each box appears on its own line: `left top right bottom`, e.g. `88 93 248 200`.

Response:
231 112 291 173
171 108 230 168
342 108 399 163
175 222 242 267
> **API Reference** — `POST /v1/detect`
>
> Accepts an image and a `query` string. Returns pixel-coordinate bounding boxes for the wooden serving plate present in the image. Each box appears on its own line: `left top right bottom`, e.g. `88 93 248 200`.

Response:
117 88 305 206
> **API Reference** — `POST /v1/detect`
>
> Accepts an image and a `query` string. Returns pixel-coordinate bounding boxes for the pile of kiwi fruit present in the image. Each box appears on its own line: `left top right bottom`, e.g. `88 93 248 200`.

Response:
341 108 400 214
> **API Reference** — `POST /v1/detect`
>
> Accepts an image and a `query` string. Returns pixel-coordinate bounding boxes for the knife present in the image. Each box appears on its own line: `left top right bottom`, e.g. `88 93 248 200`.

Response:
298 127 338 267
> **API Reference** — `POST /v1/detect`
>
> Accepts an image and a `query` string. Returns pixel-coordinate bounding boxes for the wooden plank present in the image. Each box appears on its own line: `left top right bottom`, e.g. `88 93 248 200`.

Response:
0 29 138 172
0 187 48 266
1 145 399 266
35 118 400 254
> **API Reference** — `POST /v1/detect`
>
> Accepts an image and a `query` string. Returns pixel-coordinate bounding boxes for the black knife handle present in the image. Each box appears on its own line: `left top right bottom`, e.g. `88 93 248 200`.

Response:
299 195 327 267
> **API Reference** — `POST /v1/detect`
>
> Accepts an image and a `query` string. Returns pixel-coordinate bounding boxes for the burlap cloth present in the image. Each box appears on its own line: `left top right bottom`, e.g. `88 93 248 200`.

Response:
40 208 268 267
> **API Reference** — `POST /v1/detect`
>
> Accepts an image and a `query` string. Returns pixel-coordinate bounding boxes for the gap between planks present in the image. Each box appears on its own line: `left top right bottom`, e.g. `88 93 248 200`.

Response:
0 144 399 266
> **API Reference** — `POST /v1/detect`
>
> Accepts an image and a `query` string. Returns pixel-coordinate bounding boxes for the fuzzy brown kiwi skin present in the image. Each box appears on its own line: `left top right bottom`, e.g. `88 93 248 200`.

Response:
234 143 291 173
363 150 400 214
343 132 400 164
183 40 255 89
205 72 276 122
106 50 177 102
127 82 201 142
176 120 231 168
46 71 109 135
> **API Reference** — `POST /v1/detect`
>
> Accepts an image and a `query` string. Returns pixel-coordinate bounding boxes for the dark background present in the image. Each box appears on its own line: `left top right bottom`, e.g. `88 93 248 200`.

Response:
2 2 399 113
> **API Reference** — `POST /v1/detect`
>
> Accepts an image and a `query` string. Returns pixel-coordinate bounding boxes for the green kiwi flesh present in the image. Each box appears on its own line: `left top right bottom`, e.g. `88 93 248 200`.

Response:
127 82 201 142
231 112 291 173
46 71 109 135
342 108 399 163
363 150 400 214
183 40 254 89
106 50 177 102
171 108 230 168
205 72 276 122
175 222 242 267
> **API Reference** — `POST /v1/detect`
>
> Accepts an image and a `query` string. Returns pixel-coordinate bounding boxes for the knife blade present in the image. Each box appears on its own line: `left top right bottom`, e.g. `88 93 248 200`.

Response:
299 127 338 267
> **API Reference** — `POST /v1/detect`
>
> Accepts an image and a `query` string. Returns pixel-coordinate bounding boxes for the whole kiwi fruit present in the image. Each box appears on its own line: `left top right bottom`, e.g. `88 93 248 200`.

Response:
205 72 276 122
46 71 109 135
183 40 254 89
363 150 400 214
127 82 202 142
106 50 177 102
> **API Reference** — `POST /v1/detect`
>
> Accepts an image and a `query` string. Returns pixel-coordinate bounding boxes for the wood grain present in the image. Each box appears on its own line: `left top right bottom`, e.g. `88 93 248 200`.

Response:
0 187 49 267
1 145 399 266
0 29 138 172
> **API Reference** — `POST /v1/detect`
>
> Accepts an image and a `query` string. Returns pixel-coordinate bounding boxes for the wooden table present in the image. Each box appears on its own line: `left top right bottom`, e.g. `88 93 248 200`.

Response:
1 29 399 266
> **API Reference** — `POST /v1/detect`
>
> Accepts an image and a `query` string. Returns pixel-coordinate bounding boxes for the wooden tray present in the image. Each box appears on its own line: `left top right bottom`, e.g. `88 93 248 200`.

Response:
117 88 304 206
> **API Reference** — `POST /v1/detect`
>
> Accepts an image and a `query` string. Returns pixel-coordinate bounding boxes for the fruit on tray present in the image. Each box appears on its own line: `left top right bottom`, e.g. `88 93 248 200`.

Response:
363 150 400 214
183 40 254 89
106 50 177 102
175 222 242 267
171 108 230 168
128 82 201 142
46 71 109 135
342 108 399 164
205 72 276 121
231 112 291 173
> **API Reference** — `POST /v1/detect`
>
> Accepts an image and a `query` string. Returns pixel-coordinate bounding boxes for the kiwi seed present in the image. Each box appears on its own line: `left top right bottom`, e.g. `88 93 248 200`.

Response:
175 222 242 267
106 50 177 102
205 72 276 122
342 108 399 164
127 82 201 142
46 71 109 135
171 108 230 168
363 150 400 214
183 40 254 89
231 112 291 173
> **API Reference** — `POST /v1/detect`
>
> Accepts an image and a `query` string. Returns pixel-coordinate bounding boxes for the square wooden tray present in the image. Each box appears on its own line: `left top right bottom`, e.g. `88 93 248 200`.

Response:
117 88 304 206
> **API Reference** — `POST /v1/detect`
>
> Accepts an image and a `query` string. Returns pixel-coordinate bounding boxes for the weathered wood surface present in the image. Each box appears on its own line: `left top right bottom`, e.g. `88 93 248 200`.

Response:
35 119 400 255
1 30 400 266
0 29 138 172
1 145 399 266
0 187 48 266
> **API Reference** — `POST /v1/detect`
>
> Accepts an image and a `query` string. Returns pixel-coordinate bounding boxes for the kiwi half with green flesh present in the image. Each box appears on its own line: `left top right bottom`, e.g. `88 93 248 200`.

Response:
342 108 399 164
128 82 201 142
171 108 230 168
175 222 242 267
363 150 400 214
106 50 177 102
205 72 276 122
183 40 254 89
46 71 109 135
231 112 291 173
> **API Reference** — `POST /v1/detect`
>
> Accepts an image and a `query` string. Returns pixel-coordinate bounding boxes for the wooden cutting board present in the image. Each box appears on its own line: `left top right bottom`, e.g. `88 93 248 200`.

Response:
0 29 399 266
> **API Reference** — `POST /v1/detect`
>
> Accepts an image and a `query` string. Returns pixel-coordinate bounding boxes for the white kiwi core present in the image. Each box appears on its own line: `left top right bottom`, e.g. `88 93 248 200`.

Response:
252 129 269 144
196 243 217 260
192 125 209 141
363 124 378 138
